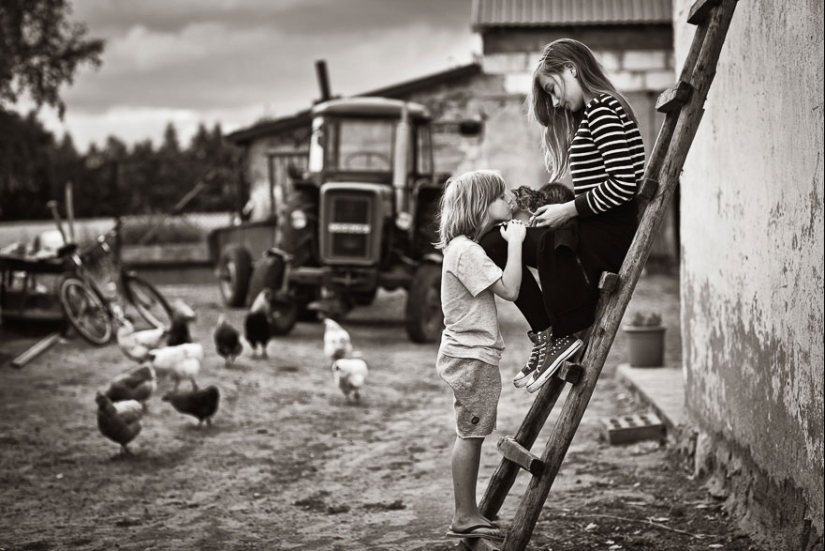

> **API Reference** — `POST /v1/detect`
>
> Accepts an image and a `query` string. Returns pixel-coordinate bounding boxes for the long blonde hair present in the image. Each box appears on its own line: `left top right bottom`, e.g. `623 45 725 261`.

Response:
436 169 506 249
528 38 640 182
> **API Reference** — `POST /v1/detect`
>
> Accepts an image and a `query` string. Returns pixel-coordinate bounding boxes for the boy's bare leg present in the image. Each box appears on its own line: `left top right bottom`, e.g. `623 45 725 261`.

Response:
450 436 498 532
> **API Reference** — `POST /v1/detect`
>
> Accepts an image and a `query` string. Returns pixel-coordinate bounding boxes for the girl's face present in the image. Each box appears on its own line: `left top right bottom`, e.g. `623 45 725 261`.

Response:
537 66 588 112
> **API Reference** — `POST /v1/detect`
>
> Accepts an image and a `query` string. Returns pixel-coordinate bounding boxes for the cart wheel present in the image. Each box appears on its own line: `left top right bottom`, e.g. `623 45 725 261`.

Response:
123 274 173 329
59 276 113 346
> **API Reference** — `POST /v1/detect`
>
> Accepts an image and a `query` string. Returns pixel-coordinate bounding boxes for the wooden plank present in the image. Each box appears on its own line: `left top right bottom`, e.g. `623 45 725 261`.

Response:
638 178 660 201
556 361 583 384
497 2 739 549
655 81 693 113
497 436 544 476
688 0 721 25
597 272 619 293
10 332 61 368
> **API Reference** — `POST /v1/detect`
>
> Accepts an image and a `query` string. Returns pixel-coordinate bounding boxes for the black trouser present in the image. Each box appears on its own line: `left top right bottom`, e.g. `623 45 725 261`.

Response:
479 201 639 338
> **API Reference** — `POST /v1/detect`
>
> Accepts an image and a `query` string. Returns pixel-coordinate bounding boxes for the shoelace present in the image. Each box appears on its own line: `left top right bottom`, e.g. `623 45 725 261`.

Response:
528 337 549 372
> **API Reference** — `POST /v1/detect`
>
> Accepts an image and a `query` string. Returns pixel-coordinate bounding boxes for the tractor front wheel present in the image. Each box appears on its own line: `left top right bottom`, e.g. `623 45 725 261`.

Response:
217 246 252 307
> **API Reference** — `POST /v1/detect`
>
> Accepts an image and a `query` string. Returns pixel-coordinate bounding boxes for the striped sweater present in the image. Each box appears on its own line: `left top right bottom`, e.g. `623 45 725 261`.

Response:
570 94 646 218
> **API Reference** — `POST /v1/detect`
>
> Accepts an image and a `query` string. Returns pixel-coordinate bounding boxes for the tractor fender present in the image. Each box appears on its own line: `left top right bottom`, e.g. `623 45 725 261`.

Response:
421 253 443 265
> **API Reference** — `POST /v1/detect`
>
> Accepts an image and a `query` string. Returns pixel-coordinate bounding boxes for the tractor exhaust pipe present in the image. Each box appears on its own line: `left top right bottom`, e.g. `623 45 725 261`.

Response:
393 104 411 230
315 60 331 103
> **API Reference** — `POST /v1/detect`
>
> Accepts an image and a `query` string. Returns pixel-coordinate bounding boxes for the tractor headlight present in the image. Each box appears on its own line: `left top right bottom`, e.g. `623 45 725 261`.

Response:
290 209 308 230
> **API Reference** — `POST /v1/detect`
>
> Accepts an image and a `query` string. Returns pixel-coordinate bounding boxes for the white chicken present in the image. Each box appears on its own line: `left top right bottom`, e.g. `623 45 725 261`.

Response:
331 352 369 403
147 342 204 391
116 317 168 362
323 318 353 363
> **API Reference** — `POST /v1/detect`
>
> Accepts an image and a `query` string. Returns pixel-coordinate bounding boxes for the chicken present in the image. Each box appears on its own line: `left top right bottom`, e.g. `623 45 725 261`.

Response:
96 392 144 455
245 289 272 358
331 352 369 403
162 385 220 428
323 318 353 363
116 317 168 362
105 364 157 404
147 343 203 391
166 299 196 347
214 314 243 366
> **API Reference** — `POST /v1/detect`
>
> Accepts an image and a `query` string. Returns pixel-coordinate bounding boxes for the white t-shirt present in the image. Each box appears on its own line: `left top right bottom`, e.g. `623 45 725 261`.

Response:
437 235 505 366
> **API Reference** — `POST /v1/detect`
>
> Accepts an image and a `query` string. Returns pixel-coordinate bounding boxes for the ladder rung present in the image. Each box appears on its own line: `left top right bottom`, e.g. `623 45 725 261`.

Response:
556 361 583 384
598 272 619 293
687 0 722 24
497 436 544 476
638 178 660 201
656 81 693 113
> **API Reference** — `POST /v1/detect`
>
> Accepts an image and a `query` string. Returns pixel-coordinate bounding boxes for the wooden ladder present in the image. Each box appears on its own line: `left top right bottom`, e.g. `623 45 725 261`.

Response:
464 1 740 549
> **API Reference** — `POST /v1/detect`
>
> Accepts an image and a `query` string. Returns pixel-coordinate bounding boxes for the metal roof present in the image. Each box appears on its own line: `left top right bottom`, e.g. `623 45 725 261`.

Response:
226 63 481 146
311 98 430 119
471 0 672 28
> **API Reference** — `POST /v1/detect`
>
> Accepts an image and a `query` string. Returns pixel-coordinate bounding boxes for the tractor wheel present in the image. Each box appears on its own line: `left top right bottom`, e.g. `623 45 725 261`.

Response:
405 263 444 343
217 246 252 307
269 298 298 336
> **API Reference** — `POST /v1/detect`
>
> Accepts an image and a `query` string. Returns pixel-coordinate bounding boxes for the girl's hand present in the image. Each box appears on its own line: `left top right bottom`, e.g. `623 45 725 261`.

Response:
500 219 527 243
529 202 576 229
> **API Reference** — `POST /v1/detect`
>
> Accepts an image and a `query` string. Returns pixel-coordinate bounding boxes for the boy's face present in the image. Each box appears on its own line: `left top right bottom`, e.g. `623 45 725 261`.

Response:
488 189 514 224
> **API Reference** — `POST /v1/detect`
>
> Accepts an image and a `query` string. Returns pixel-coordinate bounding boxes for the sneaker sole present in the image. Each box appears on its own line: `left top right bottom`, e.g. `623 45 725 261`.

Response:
526 341 583 393
513 372 535 388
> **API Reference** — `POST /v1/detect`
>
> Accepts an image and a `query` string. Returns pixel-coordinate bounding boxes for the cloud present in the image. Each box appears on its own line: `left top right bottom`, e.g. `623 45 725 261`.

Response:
30 0 478 150
74 0 469 36
103 23 272 73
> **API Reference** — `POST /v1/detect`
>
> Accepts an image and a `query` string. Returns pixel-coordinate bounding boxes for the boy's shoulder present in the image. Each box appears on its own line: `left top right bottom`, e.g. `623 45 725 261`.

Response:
443 235 488 267
444 235 476 257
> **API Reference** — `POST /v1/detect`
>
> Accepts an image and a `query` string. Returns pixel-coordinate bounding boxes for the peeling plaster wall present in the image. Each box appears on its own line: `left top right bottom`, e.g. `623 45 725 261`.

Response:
675 0 824 543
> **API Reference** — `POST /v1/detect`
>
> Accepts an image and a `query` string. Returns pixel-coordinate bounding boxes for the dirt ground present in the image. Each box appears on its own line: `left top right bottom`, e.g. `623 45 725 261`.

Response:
0 273 762 551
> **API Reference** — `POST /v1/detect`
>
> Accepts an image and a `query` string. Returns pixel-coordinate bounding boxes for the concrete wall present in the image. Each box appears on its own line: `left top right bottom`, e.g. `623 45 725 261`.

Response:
676 0 824 548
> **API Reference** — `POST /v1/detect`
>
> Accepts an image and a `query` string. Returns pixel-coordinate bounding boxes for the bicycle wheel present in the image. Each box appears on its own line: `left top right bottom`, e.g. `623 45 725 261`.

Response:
59 276 114 345
123 274 173 329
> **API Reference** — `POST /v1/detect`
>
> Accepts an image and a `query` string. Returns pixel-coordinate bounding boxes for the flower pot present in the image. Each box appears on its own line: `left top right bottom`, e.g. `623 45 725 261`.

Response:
622 325 666 367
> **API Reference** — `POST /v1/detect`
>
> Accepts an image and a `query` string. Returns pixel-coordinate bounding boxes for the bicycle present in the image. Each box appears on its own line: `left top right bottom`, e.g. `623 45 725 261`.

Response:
48 201 174 346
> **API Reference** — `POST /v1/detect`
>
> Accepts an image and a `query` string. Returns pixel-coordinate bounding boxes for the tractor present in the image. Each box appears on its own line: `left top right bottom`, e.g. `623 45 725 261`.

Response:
209 96 448 342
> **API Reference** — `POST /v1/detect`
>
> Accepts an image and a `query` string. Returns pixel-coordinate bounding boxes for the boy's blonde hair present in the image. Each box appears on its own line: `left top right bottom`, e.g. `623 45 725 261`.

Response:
436 169 507 249
528 38 640 182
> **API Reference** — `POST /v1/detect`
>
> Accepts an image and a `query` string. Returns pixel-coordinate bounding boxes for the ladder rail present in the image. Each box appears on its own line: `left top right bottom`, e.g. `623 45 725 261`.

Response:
493 1 740 549
479 378 567 517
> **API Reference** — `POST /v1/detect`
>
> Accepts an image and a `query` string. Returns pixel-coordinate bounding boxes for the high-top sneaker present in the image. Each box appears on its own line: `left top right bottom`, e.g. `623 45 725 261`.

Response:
526 334 583 393
513 328 551 388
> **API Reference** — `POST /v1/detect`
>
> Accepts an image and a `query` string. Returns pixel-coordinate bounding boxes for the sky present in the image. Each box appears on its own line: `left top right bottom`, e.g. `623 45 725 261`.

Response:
19 0 480 152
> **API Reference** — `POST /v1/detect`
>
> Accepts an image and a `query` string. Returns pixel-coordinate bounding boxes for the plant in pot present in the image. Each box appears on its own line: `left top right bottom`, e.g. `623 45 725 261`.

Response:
621 310 666 367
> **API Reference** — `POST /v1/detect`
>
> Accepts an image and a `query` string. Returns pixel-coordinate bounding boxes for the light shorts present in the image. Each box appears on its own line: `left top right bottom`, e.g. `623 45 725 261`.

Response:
437 354 502 439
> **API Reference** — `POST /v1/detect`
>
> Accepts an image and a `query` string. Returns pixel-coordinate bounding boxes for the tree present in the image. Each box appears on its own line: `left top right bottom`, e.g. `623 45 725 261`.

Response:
160 122 180 155
0 0 104 118
0 109 58 220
